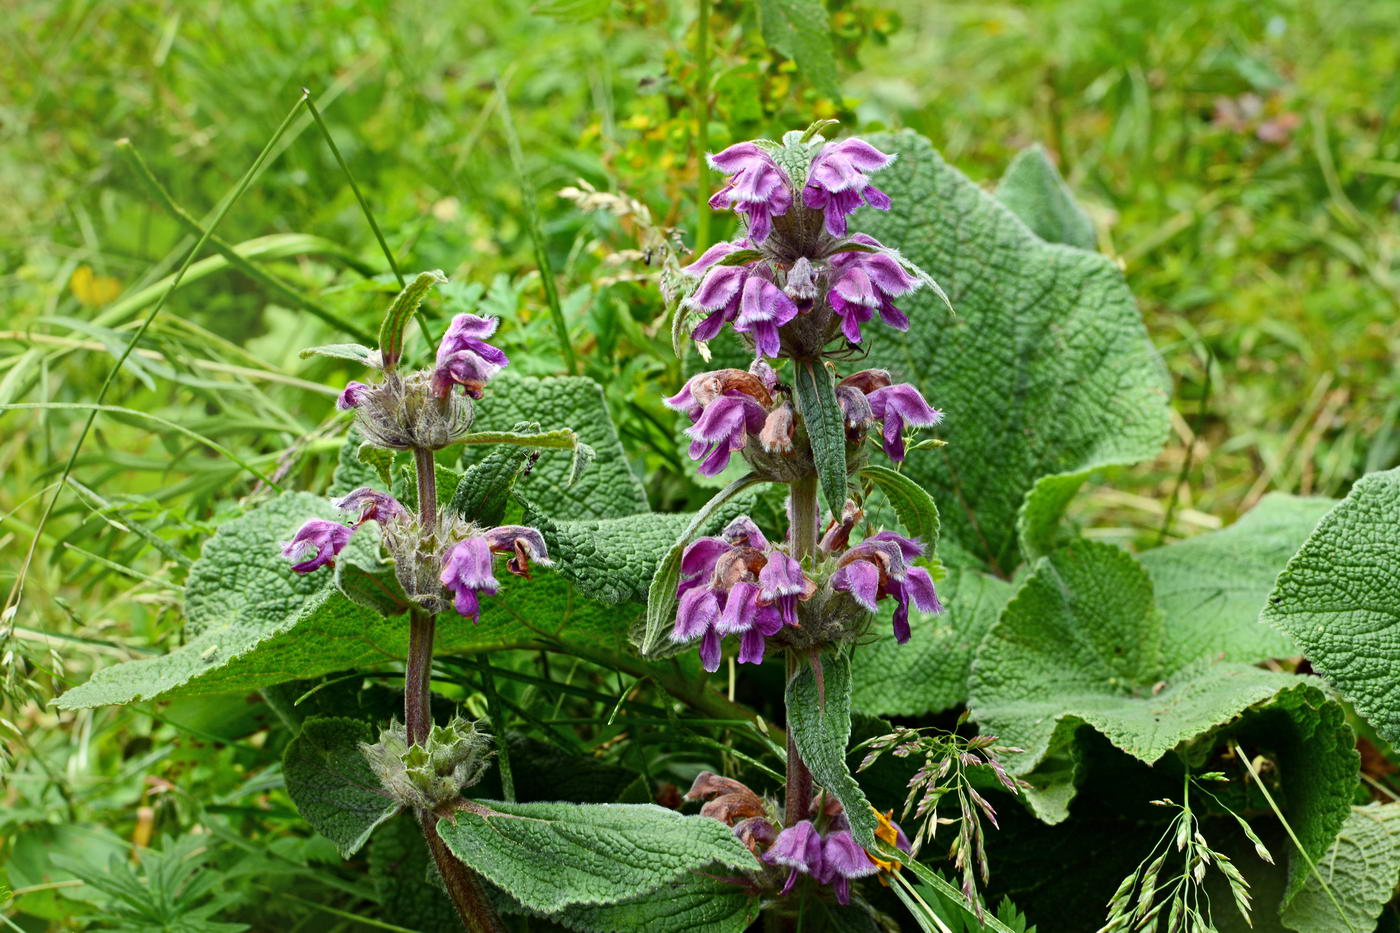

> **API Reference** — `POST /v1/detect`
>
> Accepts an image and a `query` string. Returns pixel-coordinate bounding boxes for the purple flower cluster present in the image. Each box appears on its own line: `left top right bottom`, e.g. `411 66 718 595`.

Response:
336 312 510 413
836 369 942 462
682 242 798 357
281 489 405 573
440 526 551 623
826 235 919 343
763 820 879 906
686 135 918 360
831 531 943 644
665 366 792 476
707 143 792 244
671 517 813 672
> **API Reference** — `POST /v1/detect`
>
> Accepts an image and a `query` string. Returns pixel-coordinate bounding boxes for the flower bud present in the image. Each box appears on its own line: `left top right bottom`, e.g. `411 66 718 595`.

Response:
362 716 494 813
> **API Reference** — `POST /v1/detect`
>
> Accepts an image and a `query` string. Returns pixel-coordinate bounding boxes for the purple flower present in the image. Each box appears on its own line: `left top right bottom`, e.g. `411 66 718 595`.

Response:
482 525 551 579
831 532 944 642
867 383 942 461
440 526 550 622
674 587 721 642
333 488 406 525
764 820 823 895
667 370 775 477
734 276 798 358
708 143 792 243
827 235 919 343
433 313 509 398
889 566 943 644
759 551 807 624
670 518 809 672
440 537 498 622
337 381 371 411
722 516 770 550
685 264 747 342
684 239 749 277
831 558 881 611
815 831 878 905
802 139 894 237
282 519 354 573
685 394 768 476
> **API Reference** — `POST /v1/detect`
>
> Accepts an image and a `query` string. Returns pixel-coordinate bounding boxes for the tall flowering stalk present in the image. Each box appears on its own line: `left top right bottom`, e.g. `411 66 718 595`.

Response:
664 123 950 915
279 274 547 933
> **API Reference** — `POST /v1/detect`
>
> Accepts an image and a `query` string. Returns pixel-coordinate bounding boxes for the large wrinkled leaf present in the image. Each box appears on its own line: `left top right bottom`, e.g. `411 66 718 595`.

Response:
434 801 757 913
1281 804 1400 933
787 653 879 849
465 374 648 519
851 565 1014 716
967 541 1330 822
56 494 638 709
855 131 1170 574
525 493 757 606
283 717 399 858
1263 467 1400 747
993 144 1096 251
757 0 838 98
1141 493 1334 669
497 874 761 933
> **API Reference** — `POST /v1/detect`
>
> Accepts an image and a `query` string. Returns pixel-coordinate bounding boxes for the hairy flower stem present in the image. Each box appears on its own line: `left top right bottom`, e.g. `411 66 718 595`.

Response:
784 651 814 828
784 474 820 828
788 473 821 561
406 446 501 933
417 808 504 933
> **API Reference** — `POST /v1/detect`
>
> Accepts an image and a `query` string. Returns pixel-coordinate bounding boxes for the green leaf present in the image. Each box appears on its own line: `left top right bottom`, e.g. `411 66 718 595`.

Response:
1262 467 1400 747
793 358 847 515
55 493 642 709
640 472 768 658
378 270 445 371
715 248 765 266
497 874 761 933
1140 493 1334 669
1281 804 1400 933
967 540 1334 822
458 427 594 489
850 565 1014 716
757 0 840 98
468 374 648 520
526 496 756 606
282 717 399 858
993 144 1096 251
434 801 758 913
330 426 395 497
855 131 1170 574
298 342 381 366
858 464 940 554
450 445 535 526
334 527 410 617
786 652 879 849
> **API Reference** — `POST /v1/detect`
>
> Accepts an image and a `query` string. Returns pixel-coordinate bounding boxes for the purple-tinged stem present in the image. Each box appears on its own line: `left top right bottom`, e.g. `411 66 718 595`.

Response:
405 445 500 933
784 473 820 828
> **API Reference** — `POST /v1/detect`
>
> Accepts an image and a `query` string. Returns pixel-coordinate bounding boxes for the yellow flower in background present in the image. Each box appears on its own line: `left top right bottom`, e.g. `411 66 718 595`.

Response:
868 808 905 876
70 265 122 308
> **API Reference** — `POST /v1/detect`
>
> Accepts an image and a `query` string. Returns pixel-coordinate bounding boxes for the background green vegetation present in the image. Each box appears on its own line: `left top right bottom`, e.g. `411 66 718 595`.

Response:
2 0 1397 928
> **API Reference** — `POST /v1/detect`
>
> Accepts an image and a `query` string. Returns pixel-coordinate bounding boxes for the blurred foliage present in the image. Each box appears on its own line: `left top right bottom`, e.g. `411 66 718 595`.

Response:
2 0 1398 928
